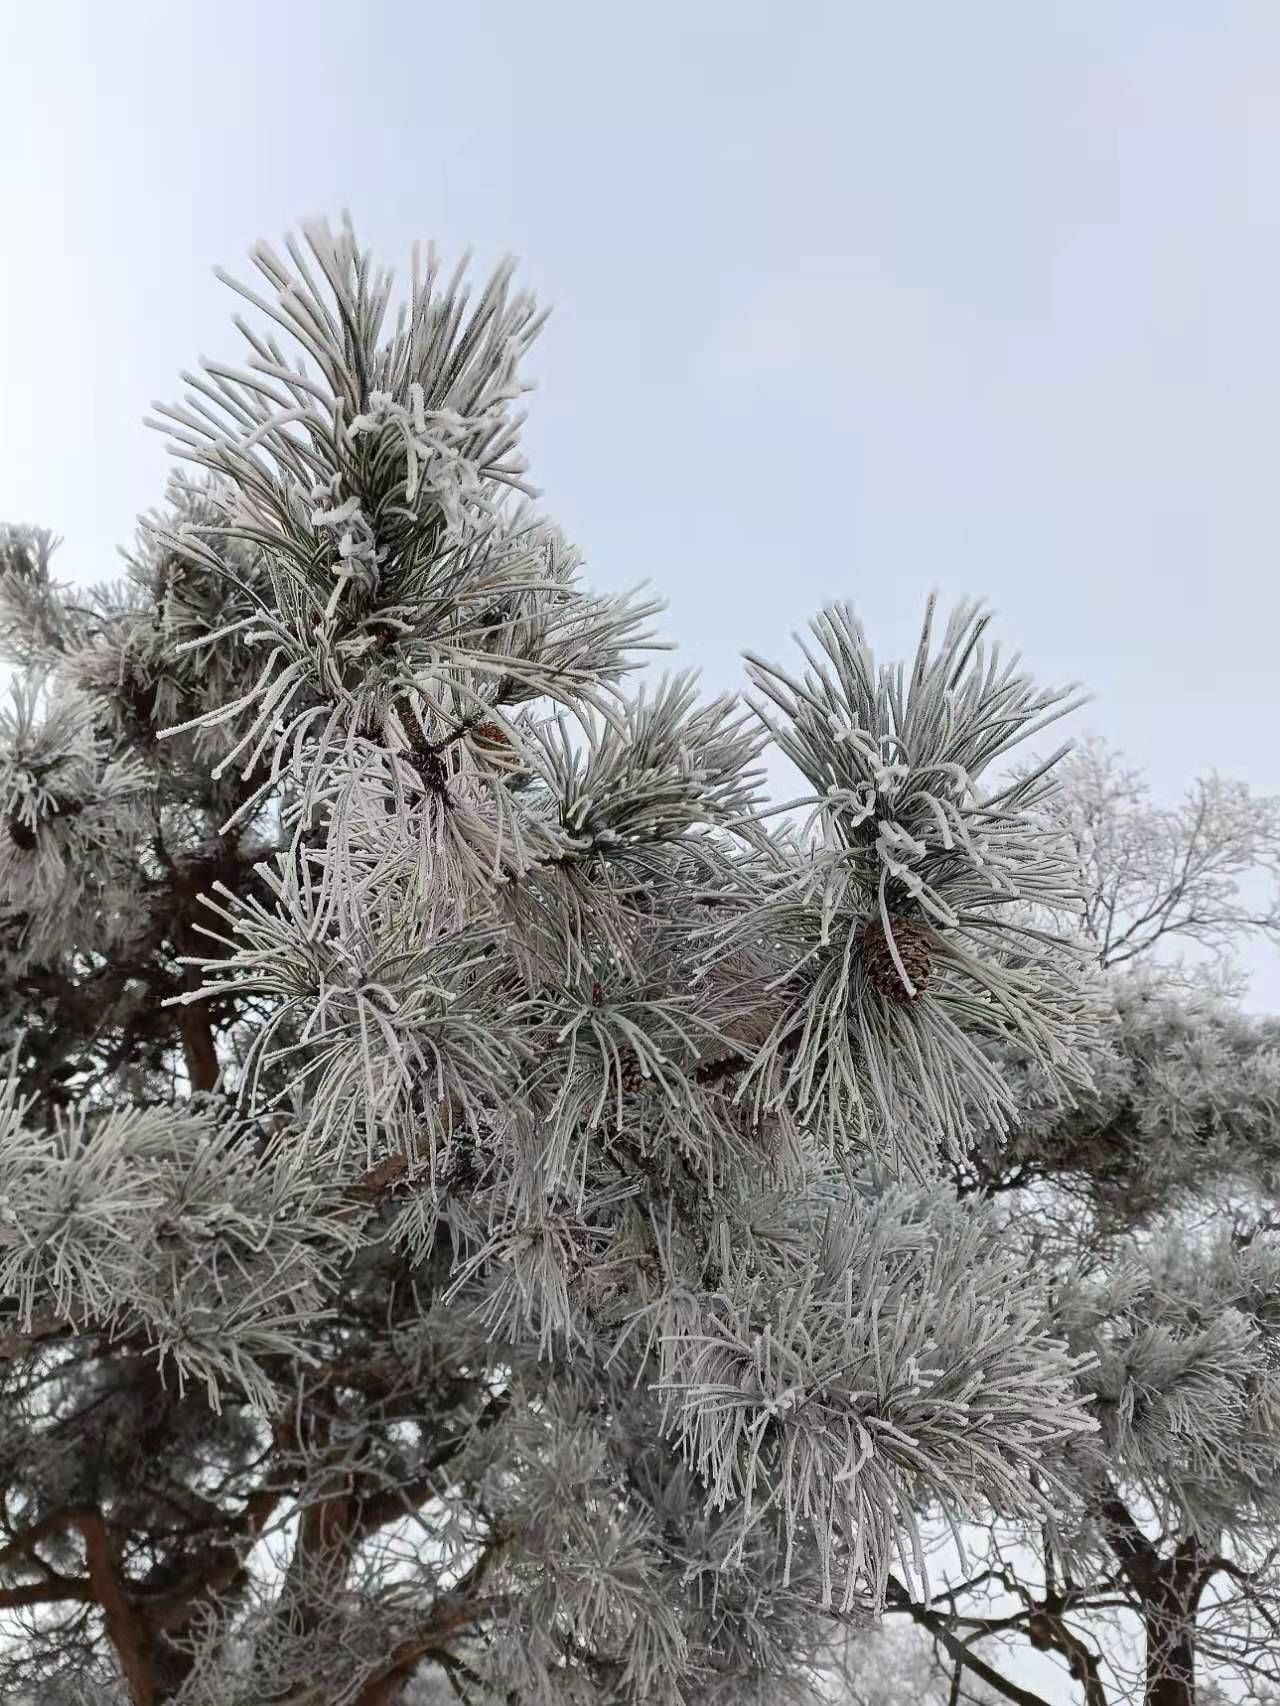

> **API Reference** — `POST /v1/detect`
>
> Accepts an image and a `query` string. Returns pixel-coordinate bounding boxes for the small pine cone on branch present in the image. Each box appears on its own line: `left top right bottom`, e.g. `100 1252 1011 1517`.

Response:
618 1052 650 1096
861 915 932 1005
471 719 523 774
6 815 37 853
472 720 509 755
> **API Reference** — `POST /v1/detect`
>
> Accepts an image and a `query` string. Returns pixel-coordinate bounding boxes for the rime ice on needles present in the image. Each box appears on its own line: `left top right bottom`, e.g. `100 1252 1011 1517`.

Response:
658 1182 1094 1609
746 598 1089 933
0 219 1116 1706
0 1077 356 1412
0 525 85 667
0 679 150 961
714 598 1102 1159
1053 1217 1280 1539
144 216 665 809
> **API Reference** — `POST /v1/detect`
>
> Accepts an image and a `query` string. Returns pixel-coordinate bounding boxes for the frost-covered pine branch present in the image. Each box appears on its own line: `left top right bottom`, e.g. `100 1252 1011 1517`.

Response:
843 759 1280 1706
0 218 1111 1706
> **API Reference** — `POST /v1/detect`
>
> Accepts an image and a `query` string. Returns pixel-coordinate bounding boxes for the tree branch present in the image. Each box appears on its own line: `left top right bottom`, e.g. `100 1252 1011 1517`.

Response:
74 1508 157 1706
886 1578 1059 1706
0 1578 94 1608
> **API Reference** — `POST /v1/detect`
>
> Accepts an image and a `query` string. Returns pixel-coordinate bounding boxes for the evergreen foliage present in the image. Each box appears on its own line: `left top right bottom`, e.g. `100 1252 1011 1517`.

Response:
0 219 1221 1706
864 743 1280 1706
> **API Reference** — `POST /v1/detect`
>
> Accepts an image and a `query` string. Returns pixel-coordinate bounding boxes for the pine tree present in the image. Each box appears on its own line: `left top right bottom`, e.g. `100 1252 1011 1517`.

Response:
0 219 1106 1706
864 744 1280 1706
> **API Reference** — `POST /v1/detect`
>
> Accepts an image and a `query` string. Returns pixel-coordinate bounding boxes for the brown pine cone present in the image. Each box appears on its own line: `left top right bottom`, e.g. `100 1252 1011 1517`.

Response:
472 720 509 753
471 720 523 773
861 915 932 1005
618 1053 650 1096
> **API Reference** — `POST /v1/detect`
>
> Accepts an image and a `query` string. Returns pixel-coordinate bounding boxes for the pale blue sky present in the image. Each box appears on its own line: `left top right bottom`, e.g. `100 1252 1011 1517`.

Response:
2 1 1278 1012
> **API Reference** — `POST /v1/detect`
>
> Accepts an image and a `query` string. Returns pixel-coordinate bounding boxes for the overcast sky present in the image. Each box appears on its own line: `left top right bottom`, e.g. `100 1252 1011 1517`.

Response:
2 1 1278 1019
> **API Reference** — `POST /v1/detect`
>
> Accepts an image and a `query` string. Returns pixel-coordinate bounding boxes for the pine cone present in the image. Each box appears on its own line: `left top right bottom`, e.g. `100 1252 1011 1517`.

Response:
6 815 37 853
861 915 932 1004
618 1053 649 1096
472 720 509 755
471 720 522 773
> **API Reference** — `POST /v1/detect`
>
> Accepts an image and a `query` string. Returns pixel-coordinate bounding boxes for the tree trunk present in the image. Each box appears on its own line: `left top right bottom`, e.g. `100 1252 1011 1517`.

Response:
75 1510 158 1706
176 997 220 1093
1144 1587 1199 1706
1099 1493 1207 1706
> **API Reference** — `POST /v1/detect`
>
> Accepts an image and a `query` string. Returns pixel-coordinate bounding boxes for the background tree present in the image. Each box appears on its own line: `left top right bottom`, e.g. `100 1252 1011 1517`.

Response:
1048 738 1280 978
860 742 1280 1706
0 220 1109 1705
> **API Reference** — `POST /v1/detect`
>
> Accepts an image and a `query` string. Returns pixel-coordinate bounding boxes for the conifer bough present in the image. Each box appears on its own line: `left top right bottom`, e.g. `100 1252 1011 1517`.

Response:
0 218 1104 1706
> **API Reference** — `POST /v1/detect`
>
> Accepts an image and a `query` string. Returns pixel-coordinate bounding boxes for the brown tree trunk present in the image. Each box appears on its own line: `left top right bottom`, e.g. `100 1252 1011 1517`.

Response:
170 852 231 1094
75 1510 158 1706
1144 1586 1200 1706
1098 1494 1211 1706
176 997 220 1093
